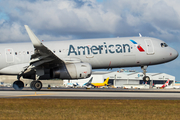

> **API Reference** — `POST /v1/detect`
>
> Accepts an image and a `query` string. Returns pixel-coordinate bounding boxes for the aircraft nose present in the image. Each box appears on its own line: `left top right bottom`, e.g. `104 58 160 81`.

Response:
170 48 178 60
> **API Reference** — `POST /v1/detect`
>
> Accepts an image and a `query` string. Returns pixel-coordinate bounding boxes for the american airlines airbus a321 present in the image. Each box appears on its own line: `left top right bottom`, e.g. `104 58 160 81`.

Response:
0 25 178 90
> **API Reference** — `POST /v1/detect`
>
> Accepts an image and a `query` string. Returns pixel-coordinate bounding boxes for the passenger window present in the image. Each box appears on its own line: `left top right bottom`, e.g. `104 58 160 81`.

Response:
15 52 17 55
27 51 29 54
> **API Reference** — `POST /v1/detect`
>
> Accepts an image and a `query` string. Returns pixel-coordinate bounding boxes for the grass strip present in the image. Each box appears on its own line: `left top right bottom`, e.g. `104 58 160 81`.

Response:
0 99 179 120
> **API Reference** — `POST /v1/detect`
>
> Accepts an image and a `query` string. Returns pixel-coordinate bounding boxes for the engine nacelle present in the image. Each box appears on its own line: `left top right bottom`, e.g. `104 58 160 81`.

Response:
51 63 92 79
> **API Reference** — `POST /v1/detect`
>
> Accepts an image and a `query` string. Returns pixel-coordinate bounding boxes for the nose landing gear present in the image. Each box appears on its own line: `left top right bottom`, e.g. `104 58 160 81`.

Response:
141 66 150 82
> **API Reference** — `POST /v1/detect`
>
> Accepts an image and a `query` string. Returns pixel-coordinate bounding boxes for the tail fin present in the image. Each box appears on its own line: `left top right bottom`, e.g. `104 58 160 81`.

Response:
165 79 170 86
162 79 170 88
104 77 109 85
84 77 93 86
88 77 93 83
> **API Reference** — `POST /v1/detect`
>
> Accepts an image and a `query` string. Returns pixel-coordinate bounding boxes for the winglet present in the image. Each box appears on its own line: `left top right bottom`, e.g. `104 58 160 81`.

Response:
24 25 42 47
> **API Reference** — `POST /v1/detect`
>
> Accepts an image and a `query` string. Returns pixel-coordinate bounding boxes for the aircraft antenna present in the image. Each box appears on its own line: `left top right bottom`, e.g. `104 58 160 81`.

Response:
139 33 142 37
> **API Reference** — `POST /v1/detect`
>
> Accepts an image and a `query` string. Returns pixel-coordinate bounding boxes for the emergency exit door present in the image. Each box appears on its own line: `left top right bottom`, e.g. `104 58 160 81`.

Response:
5 48 14 63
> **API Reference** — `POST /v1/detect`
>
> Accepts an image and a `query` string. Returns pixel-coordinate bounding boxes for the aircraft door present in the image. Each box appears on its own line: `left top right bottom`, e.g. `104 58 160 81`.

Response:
5 48 14 63
145 39 154 55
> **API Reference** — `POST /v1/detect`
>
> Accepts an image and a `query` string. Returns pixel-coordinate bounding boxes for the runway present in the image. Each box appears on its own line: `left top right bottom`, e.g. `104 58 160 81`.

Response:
0 88 180 100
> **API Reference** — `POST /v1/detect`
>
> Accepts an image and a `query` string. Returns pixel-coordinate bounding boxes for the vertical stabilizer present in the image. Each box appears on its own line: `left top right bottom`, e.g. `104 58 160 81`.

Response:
104 77 109 85
88 77 93 83
84 77 93 86
162 79 170 88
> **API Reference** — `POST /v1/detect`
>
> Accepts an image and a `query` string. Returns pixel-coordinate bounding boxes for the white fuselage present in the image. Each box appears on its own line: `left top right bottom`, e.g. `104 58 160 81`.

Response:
0 37 178 75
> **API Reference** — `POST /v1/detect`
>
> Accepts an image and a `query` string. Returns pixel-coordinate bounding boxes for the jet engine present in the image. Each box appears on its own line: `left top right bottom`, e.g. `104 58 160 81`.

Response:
23 63 92 80
50 63 92 79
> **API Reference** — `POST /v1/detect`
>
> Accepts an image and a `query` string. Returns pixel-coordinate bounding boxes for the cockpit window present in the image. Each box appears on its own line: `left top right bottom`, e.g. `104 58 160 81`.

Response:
161 43 168 47
161 43 164 47
164 43 168 47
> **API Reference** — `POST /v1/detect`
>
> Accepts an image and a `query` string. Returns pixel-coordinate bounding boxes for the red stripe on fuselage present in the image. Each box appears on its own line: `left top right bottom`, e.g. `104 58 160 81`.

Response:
137 45 145 52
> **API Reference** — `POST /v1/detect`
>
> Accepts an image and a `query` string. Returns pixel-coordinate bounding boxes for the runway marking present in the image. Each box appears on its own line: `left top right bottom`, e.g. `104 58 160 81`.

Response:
15 92 56 97
0 92 57 98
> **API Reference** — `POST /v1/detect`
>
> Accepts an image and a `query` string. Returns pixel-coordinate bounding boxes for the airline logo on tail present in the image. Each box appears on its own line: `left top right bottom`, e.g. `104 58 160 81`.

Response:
130 40 145 52
104 77 109 86
162 79 170 88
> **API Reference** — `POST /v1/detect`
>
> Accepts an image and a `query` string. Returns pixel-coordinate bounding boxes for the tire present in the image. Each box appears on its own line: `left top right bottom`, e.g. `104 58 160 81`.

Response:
143 76 150 82
31 81 42 91
30 81 36 90
13 81 24 90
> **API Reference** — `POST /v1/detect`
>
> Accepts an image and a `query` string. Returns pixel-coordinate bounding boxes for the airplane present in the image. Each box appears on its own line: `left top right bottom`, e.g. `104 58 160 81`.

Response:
154 79 170 88
82 77 93 88
84 77 110 88
91 77 110 88
154 79 180 89
64 77 93 88
72 82 81 88
0 25 178 90
64 82 81 88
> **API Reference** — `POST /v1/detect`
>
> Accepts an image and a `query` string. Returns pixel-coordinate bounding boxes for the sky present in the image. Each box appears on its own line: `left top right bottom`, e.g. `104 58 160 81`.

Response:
0 0 180 80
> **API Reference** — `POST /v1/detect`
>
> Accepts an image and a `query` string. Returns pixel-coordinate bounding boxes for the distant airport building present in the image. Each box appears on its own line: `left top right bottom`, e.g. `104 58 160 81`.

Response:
63 70 175 87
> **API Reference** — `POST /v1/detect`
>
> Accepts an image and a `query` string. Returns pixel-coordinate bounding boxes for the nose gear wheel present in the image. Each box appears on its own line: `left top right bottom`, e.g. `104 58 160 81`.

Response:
143 76 150 82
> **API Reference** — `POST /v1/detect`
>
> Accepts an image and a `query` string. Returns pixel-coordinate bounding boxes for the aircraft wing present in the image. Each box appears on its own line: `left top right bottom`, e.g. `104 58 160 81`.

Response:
24 25 65 70
24 25 80 71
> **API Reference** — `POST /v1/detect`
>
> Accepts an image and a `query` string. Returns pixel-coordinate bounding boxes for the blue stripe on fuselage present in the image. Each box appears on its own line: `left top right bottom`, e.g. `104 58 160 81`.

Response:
130 40 137 44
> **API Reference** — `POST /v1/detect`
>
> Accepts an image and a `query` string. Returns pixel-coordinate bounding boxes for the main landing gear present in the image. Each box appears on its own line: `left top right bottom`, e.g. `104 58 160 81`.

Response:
13 71 43 91
30 80 42 91
13 80 42 91
13 80 24 90
141 66 150 82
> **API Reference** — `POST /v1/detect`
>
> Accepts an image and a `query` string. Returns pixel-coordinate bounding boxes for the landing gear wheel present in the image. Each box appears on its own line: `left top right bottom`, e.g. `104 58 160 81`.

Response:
13 81 24 90
30 81 36 90
143 76 150 82
34 81 42 90
30 81 42 91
